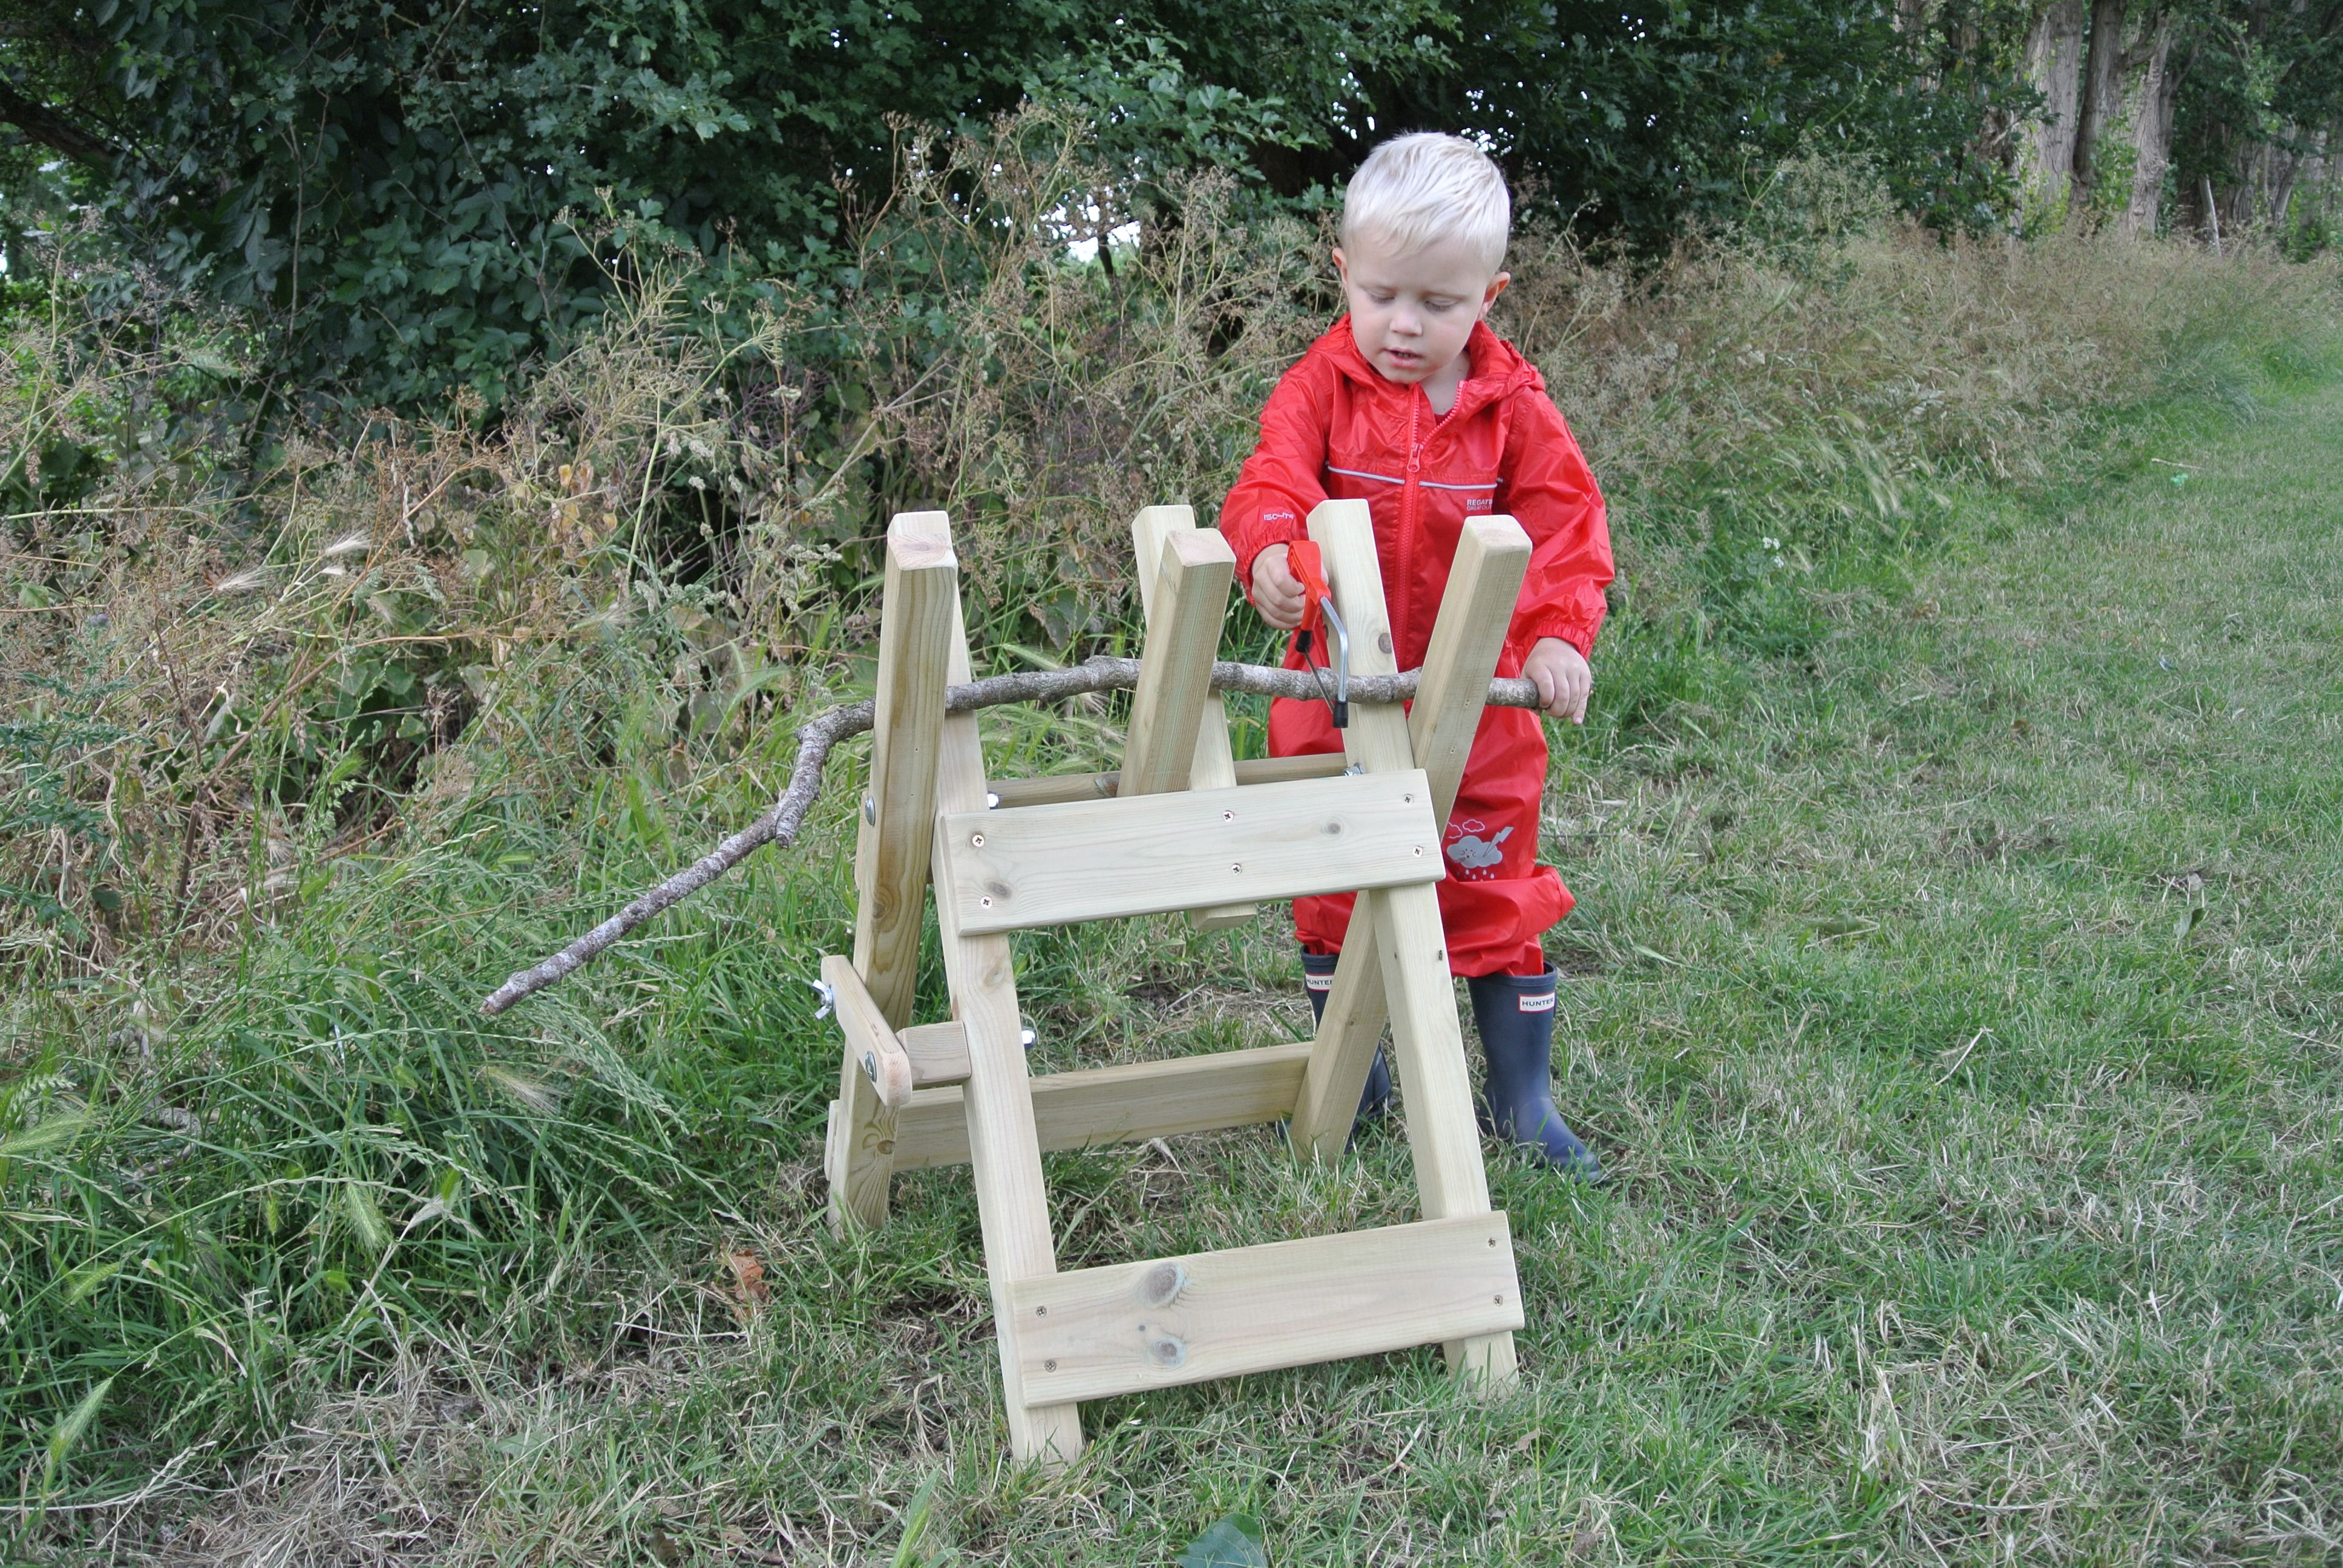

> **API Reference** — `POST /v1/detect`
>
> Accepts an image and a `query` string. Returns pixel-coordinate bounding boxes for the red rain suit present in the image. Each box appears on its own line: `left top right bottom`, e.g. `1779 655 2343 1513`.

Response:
1220 318 1613 978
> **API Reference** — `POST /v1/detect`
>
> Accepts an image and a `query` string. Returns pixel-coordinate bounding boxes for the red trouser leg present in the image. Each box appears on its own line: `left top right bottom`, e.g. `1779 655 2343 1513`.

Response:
1270 697 1569 978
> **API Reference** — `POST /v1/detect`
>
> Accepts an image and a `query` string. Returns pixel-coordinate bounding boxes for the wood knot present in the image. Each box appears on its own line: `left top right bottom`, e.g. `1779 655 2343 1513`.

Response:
1136 1262 1186 1308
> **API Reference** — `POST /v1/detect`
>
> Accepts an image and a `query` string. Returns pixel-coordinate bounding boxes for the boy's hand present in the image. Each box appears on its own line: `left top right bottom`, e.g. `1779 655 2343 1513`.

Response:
1250 543 1307 630
1523 637 1593 724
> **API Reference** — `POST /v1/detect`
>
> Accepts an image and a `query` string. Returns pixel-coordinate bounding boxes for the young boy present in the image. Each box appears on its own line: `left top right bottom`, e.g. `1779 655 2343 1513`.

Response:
1221 132 1613 1177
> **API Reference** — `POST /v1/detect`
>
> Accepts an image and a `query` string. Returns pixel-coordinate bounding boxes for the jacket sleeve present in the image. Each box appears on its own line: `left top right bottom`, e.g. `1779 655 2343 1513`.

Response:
1499 387 1613 665
1219 358 1331 603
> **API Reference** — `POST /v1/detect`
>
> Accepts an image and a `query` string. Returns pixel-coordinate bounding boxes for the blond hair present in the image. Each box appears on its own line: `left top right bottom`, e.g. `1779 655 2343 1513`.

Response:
1340 133 1511 272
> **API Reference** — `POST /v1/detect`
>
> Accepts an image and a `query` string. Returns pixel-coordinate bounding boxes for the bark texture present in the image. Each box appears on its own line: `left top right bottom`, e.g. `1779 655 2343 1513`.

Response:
2069 0 2131 217
2124 14 2182 236
478 656 1544 1014
2023 0 2089 200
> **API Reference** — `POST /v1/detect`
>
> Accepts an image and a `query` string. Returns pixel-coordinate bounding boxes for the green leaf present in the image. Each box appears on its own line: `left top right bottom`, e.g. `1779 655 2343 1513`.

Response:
1179 1512 1267 1568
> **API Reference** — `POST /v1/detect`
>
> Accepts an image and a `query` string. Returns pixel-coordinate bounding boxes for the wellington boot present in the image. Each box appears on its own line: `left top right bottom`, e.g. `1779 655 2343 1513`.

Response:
1467 966 1602 1179
1303 950 1392 1128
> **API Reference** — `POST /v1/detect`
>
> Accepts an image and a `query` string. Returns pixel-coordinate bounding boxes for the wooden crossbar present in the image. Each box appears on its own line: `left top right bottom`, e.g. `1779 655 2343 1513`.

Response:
888 1042 1312 1171
936 770 1441 935
988 753 1344 809
1008 1214 1524 1405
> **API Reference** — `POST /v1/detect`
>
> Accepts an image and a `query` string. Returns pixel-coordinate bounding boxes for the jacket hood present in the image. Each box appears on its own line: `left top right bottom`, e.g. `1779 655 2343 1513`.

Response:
1315 317 1545 415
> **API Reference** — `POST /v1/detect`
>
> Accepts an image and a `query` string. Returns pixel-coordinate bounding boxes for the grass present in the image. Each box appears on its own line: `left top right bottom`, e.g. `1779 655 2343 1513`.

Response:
7 347 2337 1564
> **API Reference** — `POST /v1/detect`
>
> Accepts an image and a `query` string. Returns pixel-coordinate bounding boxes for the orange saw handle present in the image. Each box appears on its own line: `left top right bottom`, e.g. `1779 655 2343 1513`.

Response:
1285 540 1331 636
1281 538 1349 728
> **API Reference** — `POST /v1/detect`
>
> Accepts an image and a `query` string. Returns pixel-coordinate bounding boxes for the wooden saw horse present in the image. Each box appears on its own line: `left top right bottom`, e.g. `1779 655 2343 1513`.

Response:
821 495 1536 1467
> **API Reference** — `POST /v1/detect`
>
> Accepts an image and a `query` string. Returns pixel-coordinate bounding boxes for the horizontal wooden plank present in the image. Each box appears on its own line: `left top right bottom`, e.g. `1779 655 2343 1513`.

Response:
1008 1215 1524 1405
899 1021 971 1087
937 771 1441 935
988 753 1347 810
888 1042 1310 1172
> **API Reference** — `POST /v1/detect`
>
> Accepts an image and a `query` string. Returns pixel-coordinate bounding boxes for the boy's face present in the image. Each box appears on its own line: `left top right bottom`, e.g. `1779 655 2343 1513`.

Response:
1333 232 1509 389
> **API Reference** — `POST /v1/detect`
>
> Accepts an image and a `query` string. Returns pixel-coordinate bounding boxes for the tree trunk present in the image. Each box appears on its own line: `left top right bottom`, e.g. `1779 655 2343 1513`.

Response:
2022 0 2089 207
2069 0 2130 219
2123 15 2180 237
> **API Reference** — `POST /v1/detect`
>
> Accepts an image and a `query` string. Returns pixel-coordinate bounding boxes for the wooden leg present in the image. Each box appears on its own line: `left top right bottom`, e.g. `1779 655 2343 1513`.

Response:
1129 503 1253 930
828 512 955 1235
1286 901 1389 1158
933 597 1085 1468
1372 881 1520 1386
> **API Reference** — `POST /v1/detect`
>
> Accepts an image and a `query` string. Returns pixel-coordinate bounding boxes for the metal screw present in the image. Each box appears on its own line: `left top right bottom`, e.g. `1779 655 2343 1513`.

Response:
1222 810 1234 822
1493 1294 1504 1304
862 793 877 825
980 896 993 908
860 1051 877 1083
971 832 985 847
1231 863 1242 874
1414 846 1424 857
1045 1359 1057 1371
1036 1305 1047 1316
986 791 1001 809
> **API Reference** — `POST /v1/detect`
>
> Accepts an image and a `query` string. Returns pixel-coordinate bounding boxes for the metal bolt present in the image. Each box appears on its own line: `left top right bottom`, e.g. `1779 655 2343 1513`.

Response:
860 1051 877 1083
986 791 1001 809
862 793 877 825
971 832 985 847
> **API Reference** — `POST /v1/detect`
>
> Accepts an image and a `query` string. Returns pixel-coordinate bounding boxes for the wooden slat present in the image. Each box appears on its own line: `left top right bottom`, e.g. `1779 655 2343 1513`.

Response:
890 1043 1311 1172
1121 526 1234 795
900 1021 971 1087
827 514 955 1234
936 771 1440 936
826 955 913 1111
935 587 1086 1465
1287 500 1412 1155
1008 1215 1524 1405
1132 505 1253 929
1375 880 1519 1385
851 514 956 1028
989 753 1344 810
1408 516 1532 828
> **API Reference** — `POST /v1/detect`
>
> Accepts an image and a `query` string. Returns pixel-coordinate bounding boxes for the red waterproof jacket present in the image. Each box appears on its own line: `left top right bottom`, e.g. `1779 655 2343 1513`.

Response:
1221 318 1613 976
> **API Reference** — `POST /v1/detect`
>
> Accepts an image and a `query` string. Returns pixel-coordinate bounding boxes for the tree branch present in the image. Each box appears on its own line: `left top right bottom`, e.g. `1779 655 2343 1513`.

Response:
0 79 124 168
478 656 1542 1014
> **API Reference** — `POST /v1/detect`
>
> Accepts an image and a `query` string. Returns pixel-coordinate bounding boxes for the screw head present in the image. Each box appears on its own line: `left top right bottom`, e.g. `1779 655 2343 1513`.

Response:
1222 810 1234 822
1045 1359 1057 1371
1231 862 1243 873
980 896 993 908
971 832 985 847
862 794 877 825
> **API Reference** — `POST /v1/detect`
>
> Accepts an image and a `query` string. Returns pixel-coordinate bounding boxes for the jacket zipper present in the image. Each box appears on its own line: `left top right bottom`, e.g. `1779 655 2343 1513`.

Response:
1398 393 1423 659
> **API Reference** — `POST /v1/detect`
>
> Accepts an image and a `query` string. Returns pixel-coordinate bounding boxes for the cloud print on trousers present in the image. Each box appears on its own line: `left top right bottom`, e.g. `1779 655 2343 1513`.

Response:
1446 824 1512 870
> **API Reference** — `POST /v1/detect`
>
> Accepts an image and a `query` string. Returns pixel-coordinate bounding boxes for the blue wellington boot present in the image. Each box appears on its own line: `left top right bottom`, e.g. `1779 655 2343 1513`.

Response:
1467 966 1602 1179
1303 949 1392 1126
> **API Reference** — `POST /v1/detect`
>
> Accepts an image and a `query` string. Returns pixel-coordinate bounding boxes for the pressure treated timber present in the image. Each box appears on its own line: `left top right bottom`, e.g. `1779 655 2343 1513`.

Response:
825 955 913 1111
1130 505 1253 929
900 1021 971 1087
1285 501 1414 1156
1290 512 1527 1158
851 514 957 1028
1376 878 1519 1384
988 752 1344 809
937 770 1441 936
934 586 1084 1463
887 1043 1312 1172
1120 528 1234 797
1407 516 1532 827
1008 1214 1524 1405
